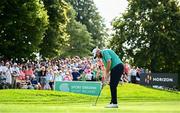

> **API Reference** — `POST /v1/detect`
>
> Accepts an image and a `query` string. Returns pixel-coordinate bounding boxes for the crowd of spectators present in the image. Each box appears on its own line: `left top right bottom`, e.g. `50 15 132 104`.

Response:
0 57 150 90
0 57 104 90
122 61 151 84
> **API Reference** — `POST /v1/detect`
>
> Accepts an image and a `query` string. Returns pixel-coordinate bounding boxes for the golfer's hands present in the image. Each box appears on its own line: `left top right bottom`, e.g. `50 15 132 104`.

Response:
103 73 110 85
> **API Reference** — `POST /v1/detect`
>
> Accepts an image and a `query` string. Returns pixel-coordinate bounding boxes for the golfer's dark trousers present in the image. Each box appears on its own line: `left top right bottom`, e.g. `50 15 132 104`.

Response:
110 63 124 104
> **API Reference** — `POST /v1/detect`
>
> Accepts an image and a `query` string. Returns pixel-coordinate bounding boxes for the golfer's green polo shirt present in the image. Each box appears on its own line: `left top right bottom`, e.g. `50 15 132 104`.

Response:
101 49 123 70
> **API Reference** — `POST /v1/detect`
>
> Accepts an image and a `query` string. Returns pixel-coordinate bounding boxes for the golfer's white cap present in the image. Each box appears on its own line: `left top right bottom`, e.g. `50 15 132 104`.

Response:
92 46 100 59
92 49 97 59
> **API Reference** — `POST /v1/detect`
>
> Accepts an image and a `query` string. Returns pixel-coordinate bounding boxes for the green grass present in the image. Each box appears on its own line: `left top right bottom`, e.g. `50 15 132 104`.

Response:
0 83 180 113
0 102 180 113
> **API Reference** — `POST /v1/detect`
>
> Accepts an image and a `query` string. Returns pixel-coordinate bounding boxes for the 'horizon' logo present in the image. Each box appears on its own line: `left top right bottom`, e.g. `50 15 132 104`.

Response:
153 77 173 82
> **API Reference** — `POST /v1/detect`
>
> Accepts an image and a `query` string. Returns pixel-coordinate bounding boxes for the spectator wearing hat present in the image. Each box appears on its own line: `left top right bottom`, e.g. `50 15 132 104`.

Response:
72 68 80 81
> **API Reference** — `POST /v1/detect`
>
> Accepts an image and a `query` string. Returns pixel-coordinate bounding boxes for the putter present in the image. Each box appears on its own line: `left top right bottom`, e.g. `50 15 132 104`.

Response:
92 81 106 106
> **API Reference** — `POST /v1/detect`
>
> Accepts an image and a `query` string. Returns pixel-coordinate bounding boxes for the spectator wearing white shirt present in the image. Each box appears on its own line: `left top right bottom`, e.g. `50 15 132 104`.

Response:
130 66 137 83
11 63 20 76
3 62 12 87
55 70 63 81
11 63 20 88
46 68 55 90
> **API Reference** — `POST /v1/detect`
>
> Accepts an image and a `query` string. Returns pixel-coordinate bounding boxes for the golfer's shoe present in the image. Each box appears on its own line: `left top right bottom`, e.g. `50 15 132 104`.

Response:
105 103 118 108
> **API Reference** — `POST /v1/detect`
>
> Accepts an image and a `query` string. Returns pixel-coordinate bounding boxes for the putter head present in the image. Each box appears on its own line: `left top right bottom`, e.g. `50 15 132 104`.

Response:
102 81 108 87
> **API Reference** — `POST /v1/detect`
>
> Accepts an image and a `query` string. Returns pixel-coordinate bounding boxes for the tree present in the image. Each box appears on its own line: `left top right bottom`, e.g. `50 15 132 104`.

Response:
111 0 180 73
65 0 107 48
0 0 48 60
62 8 93 57
40 0 70 59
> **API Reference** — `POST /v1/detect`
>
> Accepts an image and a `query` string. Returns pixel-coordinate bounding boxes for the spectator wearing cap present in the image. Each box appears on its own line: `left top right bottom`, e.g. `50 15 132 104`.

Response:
71 68 80 81
11 63 20 75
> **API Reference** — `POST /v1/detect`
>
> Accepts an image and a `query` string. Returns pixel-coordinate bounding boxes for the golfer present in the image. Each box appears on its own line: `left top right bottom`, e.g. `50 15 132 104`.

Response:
93 48 124 108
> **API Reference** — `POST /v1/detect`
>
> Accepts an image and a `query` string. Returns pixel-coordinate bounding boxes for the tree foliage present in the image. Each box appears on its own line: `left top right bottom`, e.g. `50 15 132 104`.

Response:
0 0 49 60
40 0 70 59
65 0 107 48
111 0 180 73
62 8 93 57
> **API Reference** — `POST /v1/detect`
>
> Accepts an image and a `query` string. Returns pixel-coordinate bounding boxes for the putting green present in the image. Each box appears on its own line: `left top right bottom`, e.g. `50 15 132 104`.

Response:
0 84 179 113
0 101 180 113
